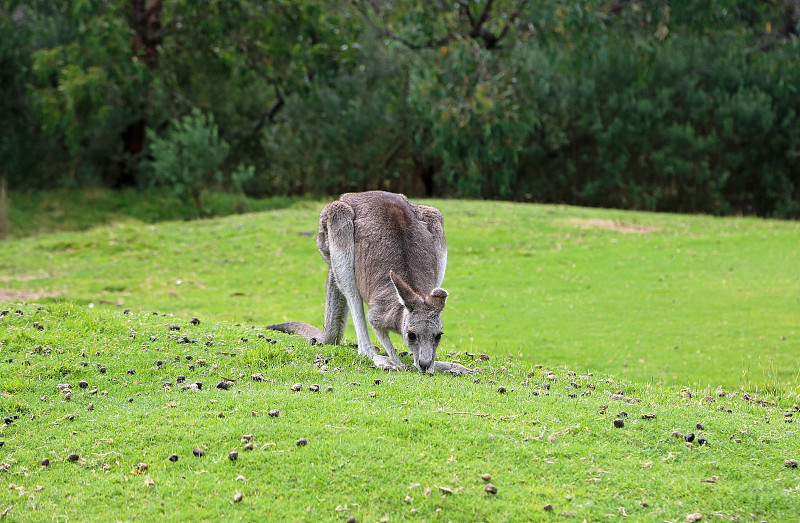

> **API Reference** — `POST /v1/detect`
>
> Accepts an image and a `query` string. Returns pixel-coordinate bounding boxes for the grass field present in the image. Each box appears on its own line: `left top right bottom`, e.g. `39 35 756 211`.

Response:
1 193 798 393
1 191 799 521
0 303 797 521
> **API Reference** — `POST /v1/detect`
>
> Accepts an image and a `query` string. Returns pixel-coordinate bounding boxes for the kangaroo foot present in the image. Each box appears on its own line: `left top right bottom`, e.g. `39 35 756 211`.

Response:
433 361 473 375
372 354 403 372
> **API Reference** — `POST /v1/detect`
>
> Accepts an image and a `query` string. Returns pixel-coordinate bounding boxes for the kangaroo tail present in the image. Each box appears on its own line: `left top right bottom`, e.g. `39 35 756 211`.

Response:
265 322 325 344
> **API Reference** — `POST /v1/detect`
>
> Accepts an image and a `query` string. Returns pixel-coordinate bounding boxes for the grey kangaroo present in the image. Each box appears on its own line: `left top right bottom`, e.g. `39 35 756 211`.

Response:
266 191 470 374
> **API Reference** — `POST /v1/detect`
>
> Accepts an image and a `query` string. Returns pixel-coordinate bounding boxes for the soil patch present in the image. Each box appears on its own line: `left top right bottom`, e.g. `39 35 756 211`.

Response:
0 289 60 302
572 219 657 234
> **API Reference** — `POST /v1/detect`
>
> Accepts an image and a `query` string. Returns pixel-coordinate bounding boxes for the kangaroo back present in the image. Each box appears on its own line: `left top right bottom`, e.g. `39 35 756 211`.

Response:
339 191 440 309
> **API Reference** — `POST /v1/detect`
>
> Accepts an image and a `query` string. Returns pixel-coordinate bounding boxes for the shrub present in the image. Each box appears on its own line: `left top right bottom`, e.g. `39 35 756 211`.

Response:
147 109 252 210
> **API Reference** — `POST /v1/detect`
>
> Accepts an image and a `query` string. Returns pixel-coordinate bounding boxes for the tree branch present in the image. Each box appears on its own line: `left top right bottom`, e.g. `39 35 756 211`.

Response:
354 0 513 51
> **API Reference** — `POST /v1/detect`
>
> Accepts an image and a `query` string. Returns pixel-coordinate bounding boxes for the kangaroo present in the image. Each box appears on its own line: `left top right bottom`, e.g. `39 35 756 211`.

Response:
266 191 470 374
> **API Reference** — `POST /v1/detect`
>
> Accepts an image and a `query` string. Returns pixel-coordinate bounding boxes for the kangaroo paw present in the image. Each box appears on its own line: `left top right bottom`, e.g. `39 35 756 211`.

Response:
433 361 473 375
372 355 403 372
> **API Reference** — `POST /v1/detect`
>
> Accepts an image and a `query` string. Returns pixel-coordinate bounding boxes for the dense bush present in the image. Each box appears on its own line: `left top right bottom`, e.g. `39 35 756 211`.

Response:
3 1 799 217
516 35 800 216
147 110 253 211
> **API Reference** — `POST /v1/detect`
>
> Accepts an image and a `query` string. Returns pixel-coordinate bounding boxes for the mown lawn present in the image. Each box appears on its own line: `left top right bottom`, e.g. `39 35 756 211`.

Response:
0 303 797 521
1 194 798 393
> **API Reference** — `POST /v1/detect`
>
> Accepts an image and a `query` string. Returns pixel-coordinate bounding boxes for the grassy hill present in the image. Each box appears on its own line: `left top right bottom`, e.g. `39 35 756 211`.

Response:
0 303 797 521
0 193 799 520
1 194 798 392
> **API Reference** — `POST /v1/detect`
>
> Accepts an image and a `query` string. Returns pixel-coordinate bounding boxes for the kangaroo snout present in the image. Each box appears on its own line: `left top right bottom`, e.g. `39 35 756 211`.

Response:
416 356 435 374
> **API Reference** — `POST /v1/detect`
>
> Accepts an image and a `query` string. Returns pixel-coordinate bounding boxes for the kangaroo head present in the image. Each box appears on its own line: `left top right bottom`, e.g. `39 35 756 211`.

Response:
390 271 447 374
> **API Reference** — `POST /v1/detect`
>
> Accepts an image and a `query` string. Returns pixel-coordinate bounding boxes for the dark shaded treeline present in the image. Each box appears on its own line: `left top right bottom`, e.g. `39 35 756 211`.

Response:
2 1 799 216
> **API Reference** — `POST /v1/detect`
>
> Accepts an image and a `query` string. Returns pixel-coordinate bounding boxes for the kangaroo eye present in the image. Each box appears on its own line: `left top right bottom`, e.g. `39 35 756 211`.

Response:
435 332 443 342
407 332 417 342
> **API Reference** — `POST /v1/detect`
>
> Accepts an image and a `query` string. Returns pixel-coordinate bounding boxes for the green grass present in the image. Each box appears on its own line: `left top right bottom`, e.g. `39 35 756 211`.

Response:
0 303 798 521
2 187 301 239
1 195 798 393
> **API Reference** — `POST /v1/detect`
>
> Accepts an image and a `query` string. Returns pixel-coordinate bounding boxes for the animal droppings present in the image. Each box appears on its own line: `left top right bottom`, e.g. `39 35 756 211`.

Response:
291 383 302 391
268 409 280 417
497 386 507 394
169 454 179 462
192 448 204 457
696 422 705 430
189 317 201 325
481 473 492 482
697 437 708 446
484 483 498 494
233 492 243 503
169 324 180 331
543 504 553 512
613 418 625 428
685 433 695 443
41 458 50 467
229 451 239 461
127 369 135 375
137 462 148 472
785 459 798 468
296 438 308 447
325 386 334 392
176 375 186 383
67 453 80 462
671 431 683 439
216 381 233 390
308 384 320 392
78 380 88 389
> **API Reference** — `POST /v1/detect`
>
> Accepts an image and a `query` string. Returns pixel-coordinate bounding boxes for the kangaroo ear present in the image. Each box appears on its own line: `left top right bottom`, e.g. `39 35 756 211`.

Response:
427 288 448 312
390 271 423 311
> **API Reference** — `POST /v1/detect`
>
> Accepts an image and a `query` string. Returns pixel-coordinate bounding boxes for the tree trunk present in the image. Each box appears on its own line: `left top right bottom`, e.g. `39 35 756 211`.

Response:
0 177 7 239
118 0 163 188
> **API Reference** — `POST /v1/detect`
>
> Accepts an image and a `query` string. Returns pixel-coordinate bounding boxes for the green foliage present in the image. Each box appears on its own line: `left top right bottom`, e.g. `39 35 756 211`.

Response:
147 110 253 210
408 40 539 199
515 33 800 216
3 0 800 215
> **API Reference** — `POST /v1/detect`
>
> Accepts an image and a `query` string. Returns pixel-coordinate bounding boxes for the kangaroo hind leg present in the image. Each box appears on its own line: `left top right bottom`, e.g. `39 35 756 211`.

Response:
321 270 347 345
322 201 399 371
